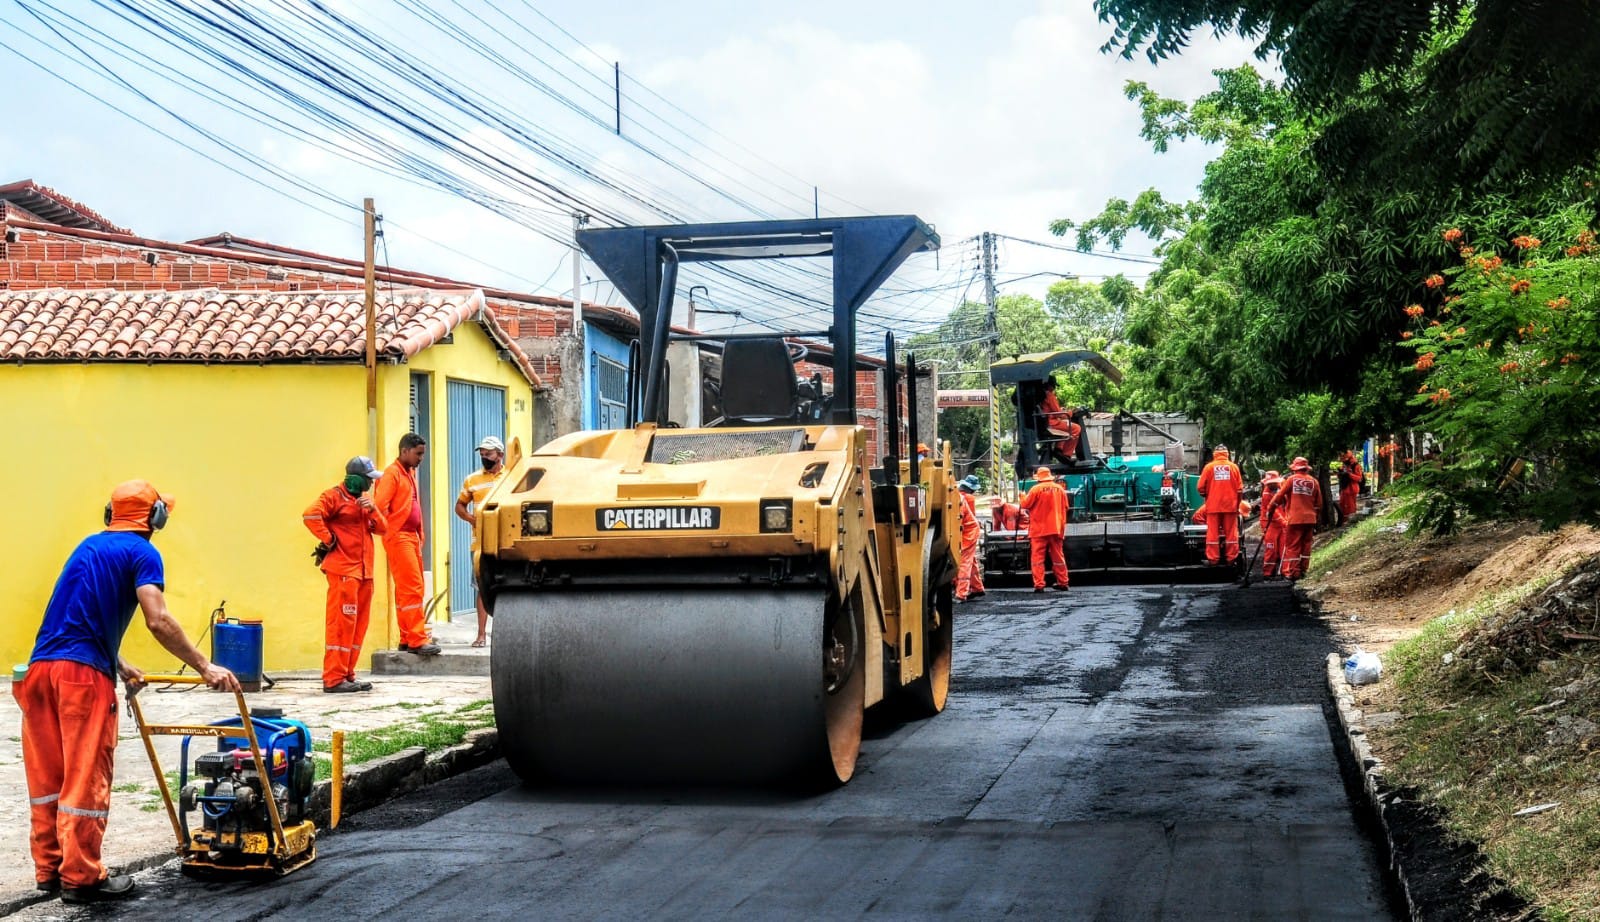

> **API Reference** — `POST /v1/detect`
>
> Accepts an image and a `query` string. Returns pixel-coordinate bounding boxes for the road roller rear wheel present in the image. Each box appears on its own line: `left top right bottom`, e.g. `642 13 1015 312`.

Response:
905 535 954 717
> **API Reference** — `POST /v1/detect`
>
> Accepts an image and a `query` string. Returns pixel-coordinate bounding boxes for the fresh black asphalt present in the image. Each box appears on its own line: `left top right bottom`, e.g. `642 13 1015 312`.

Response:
28 581 1397 920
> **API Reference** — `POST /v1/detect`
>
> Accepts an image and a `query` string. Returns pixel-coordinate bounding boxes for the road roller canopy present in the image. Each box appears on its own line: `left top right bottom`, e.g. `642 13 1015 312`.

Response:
988 349 1124 386
576 216 939 426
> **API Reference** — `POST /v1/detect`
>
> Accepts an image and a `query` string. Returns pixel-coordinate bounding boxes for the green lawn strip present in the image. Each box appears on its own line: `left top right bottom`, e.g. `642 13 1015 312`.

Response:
1381 572 1600 917
1305 510 1397 580
310 699 494 780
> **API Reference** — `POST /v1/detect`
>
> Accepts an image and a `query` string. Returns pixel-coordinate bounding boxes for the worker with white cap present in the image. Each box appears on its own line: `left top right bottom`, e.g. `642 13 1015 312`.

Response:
456 435 508 647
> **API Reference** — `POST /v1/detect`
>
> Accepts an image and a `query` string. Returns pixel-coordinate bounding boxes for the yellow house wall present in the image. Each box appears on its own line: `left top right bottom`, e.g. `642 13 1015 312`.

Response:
0 363 366 675
1 320 536 674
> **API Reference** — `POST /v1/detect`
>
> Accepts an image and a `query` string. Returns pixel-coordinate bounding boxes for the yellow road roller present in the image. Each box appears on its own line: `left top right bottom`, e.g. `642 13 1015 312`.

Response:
476 217 956 785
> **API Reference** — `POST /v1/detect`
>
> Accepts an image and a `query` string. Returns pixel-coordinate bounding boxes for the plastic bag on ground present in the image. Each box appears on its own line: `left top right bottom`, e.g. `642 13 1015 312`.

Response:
1344 649 1382 686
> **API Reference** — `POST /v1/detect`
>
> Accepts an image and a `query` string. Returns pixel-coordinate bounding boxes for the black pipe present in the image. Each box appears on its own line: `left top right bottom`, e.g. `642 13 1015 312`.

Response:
625 338 640 426
883 332 900 485
906 350 920 471
639 242 679 425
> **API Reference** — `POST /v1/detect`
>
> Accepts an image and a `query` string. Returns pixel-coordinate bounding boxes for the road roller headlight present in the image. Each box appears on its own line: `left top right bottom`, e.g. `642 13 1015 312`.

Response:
522 501 553 536
760 498 793 533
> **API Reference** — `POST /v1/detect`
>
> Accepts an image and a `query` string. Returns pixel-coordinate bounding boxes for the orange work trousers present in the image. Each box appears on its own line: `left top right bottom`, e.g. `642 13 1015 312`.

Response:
1261 520 1284 577
385 530 430 648
1205 512 1240 564
1280 524 1315 579
956 536 985 599
1030 534 1069 589
324 573 375 688
1338 485 1359 520
14 660 117 889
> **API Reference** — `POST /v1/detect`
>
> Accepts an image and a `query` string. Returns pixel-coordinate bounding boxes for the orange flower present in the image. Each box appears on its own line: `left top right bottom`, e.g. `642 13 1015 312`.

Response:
1510 278 1532 295
1580 230 1596 244
1567 245 1587 257
1454 327 1466 336
1423 274 1445 289
1401 331 1413 340
1499 361 1519 373
1428 388 1451 404
1429 320 1442 327
1442 228 1464 243
1481 255 1504 271
1417 384 1430 393
1415 353 1436 372
1561 353 1581 365
1460 246 1476 257
1512 235 1541 250
1547 296 1571 310
1404 304 1425 318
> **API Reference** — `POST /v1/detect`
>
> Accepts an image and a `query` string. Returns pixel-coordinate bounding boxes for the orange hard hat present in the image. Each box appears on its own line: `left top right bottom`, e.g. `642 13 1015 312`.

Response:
1291 456 1312 471
1034 466 1053 481
105 479 175 533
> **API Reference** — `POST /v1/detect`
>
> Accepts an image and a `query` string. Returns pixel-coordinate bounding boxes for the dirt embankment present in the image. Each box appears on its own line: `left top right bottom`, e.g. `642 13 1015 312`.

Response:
1308 519 1600 653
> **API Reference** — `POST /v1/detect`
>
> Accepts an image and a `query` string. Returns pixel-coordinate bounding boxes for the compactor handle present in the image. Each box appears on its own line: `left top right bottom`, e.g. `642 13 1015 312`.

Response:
139 674 204 686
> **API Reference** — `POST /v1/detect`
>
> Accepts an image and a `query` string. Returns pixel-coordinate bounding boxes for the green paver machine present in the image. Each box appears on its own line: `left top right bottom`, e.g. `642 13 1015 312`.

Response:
985 350 1213 578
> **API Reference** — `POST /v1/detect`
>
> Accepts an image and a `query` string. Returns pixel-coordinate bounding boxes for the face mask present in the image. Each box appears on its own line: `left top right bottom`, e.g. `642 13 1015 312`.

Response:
480 455 497 471
344 474 370 494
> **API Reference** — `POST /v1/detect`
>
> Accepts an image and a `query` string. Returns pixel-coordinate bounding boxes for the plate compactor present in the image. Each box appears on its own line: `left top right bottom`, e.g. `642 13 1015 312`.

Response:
128 675 323 877
477 216 959 786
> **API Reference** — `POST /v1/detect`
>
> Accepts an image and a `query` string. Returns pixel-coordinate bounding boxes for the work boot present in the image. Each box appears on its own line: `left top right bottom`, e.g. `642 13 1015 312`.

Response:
400 642 442 656
36 879 59 893
323 680 363 694
348 678 374 692
61 875 137 904
1052 584 1070 592
968 591 986 600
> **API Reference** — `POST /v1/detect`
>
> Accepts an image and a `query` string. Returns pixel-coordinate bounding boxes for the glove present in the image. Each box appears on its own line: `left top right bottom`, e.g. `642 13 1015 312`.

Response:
312 540 335 566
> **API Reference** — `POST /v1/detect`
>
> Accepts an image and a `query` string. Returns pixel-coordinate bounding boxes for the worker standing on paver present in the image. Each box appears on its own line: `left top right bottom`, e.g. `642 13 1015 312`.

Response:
375 433 440 656
1265 457 1323 580
954 475 986 603
1197 445 1244 566
303 456 387 692
1020 466 1069 592
455 436 507 647
15 480 239 904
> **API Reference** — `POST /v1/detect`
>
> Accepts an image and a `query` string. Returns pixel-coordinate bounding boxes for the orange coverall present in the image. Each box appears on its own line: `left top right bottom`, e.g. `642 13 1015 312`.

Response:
1338 455 1364 520
1259 483 1288 577
956 491 985 600
303 484 387 687
375 461 430 648
1039 392 1082 462
990 501 1025 532
1197 454 1244 564
1021 478 1069 589
1266 472 1323 579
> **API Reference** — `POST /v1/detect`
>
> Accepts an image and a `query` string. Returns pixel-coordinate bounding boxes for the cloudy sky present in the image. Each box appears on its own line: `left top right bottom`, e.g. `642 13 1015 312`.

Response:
0 0 1265 336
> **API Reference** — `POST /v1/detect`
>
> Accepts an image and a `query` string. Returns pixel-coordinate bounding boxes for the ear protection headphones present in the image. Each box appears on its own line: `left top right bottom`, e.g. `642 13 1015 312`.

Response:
104 497 169 531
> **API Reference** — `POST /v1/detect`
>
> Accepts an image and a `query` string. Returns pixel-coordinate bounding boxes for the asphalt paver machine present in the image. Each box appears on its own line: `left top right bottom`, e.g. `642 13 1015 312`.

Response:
477 216 958 785
986 350 1212 579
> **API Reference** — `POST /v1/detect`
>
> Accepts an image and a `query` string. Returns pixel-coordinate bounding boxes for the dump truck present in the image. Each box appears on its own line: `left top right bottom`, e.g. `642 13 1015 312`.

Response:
984 350 1215 579
474 217 957 786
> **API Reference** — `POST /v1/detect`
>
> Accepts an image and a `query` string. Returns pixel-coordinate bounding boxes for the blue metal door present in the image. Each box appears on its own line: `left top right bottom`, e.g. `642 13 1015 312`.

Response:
447 380 506 617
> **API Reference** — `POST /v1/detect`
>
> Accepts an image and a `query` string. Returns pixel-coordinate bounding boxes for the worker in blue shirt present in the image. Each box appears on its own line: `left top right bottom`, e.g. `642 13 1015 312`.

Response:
14 480 238 904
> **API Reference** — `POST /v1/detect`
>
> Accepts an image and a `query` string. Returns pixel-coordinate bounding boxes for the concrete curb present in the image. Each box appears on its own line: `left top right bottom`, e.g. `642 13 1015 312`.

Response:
0 728 500 917
1325 655 1535 921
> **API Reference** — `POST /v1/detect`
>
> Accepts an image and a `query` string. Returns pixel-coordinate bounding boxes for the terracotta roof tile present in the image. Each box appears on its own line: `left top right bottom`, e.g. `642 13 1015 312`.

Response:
0 287 542 385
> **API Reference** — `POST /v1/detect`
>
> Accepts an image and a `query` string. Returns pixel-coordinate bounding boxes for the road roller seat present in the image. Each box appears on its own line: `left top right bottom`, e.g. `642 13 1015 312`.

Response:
720 337 800 425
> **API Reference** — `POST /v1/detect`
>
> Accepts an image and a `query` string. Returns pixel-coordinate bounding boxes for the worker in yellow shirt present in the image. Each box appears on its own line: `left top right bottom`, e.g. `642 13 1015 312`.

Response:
455 436 507 647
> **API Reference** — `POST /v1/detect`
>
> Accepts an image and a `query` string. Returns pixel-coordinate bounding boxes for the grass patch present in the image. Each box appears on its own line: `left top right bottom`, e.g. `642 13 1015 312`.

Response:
1380 567 1600 917
1306 511 1397 580
138 803 165 813
112 781 144 794
311 701 495 780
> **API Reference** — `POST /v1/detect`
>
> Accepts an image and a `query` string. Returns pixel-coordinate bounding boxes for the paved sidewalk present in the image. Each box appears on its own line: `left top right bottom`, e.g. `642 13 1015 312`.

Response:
1 618 494 897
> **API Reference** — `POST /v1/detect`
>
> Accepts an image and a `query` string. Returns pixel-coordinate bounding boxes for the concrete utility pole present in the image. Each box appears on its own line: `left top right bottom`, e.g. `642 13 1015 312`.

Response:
981 231 1003 495
573 212 589 431
363 198 378 459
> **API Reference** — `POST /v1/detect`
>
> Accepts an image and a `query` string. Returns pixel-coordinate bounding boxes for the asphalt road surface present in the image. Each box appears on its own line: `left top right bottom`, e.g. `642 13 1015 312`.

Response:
28 581 1398 920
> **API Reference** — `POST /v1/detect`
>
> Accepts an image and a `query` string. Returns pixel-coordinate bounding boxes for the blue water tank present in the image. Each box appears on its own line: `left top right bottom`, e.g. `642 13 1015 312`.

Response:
212 619 264 691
